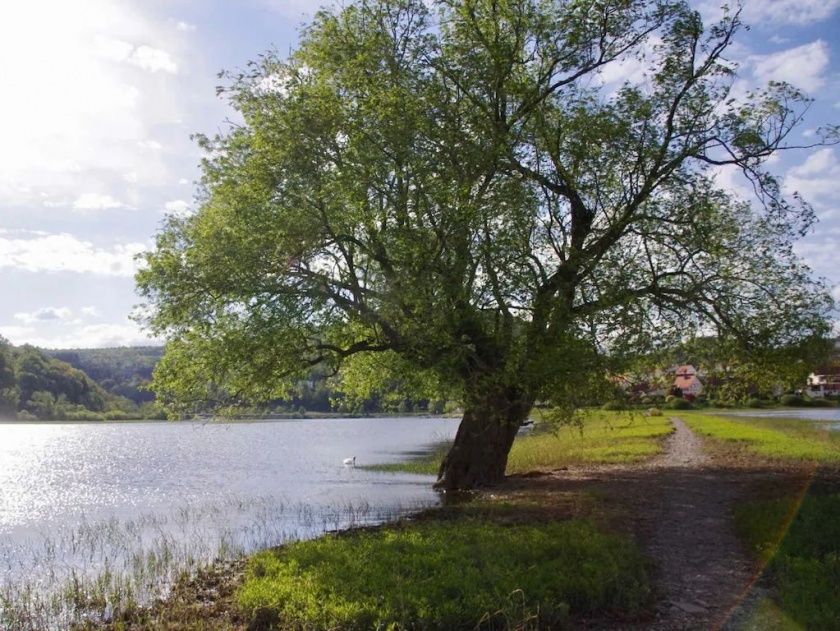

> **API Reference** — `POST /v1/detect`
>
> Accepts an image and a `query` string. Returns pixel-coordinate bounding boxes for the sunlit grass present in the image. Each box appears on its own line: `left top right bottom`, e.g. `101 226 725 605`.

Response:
367 411 673 476
680 413 840 463
507 411 672 472
238 516 652 629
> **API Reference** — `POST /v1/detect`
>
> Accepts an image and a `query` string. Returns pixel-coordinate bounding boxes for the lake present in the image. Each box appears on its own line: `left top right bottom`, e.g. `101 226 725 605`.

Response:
727 407 840 431
0 417 458 625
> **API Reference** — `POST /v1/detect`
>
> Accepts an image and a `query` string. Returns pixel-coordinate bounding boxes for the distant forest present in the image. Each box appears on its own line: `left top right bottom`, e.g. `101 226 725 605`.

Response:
48 346 163 405
0 339 162 421
0 340 445 421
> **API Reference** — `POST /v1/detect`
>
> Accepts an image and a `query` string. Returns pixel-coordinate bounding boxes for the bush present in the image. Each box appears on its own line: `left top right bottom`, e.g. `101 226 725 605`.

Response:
746 398 765 409
647 408 663 416
105 409 137 421
807 398 833 408
666 398 693 410
601 400 626 411
61 408 106 421
16 409 38 421
780 394 807 407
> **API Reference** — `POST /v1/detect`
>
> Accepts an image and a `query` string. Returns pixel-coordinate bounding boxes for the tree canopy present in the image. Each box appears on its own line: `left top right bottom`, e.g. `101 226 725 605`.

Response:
138 0 836 488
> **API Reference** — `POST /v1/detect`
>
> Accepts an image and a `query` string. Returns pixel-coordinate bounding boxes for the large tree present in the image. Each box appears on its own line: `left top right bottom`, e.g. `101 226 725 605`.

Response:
137 0 835 489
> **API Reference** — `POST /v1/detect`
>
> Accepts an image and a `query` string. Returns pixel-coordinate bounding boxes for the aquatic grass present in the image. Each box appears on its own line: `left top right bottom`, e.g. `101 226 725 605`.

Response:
0 497 432 630
238 518 652 629
680 413 840 463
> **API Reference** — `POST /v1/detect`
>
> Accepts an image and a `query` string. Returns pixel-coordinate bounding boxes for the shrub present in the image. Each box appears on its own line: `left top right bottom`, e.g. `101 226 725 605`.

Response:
807 398 833 408
746 398 765 409
601 400 625 411
666 398 693 410
780 394 807 407
647 408 663 416
16 409 38 421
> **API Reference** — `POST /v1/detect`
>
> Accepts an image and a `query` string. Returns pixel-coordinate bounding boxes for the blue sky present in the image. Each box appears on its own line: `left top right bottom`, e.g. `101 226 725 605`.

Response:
0 0 838 348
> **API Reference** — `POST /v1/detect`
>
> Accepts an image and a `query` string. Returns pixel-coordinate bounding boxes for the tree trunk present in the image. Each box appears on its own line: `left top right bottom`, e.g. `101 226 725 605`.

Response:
435 385 532 490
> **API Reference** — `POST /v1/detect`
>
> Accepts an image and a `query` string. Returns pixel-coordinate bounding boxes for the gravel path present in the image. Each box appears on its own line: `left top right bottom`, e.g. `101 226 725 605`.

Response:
651 417 710 468
504 416 809 630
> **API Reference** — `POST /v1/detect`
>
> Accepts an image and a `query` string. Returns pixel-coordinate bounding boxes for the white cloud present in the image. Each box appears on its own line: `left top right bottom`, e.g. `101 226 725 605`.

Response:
0 320 157 349
785 148 840 205
81 306 100 318
0 0 201 212
745 0 840 25
129 45 178 74
176 21 196 32
698 0 840 25
749 41 830 93
14 307 73 324
72 193 127 211
164 199 190 214
0 232 146 276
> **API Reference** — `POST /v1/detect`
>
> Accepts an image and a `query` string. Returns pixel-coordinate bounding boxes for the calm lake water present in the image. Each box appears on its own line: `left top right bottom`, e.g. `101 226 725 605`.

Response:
0 416 458 615
727 407 840 431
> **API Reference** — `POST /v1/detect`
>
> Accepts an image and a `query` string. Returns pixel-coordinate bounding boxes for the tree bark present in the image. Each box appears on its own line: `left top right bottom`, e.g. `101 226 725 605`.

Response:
435 385 532 490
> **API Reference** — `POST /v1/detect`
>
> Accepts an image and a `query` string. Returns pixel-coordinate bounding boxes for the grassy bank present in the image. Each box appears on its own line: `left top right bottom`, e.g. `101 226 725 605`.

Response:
238 508 651 629
734 484 840 629
680 412 840 463
367 410 672 476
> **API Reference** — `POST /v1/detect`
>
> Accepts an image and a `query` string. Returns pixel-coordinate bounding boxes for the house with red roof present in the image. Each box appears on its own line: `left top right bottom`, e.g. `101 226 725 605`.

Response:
673 364 703 397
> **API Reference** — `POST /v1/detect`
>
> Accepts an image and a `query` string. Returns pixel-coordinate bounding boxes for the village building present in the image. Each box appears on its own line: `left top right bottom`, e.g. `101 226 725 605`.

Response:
673 364 703 397
805 337 840 398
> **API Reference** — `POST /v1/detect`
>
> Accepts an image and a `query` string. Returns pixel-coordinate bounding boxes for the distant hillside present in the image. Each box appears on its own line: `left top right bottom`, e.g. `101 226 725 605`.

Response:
47 346 164 405
0 338 151 421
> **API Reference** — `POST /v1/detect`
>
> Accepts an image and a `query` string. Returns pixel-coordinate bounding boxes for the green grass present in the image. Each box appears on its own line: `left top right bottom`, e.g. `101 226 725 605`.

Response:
734 491 840 630
238 517 651 629
680 413 840 463
366 411 673 476
507 411 672 472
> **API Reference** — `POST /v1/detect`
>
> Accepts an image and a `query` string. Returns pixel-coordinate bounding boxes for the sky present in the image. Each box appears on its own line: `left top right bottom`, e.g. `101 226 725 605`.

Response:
0 0 838 349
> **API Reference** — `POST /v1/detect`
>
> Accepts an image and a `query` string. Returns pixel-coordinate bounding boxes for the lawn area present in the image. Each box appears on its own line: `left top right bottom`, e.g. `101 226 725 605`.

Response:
734 488 840 629
238 514 652 629
366 410 673 476
680 412 840 463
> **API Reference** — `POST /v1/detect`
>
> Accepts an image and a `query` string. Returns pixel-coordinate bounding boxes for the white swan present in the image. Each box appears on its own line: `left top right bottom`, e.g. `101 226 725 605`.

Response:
343 456 356 466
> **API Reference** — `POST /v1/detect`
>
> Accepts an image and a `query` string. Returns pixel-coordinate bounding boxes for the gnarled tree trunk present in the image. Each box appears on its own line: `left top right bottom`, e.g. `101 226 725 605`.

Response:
435 385 532 490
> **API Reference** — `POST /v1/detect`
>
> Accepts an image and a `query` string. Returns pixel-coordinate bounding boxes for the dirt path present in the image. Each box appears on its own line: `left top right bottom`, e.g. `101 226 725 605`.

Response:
503 416 808 630
639 418 757 629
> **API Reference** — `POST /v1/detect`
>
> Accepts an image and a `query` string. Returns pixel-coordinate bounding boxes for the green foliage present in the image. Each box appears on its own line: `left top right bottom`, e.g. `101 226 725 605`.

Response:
137 0 832 424
735 492 840 629
0 338 18 416
665 398 693 410
47 347 163 404
682 414 840 462
0 340 147 421
779 394 807 407
239 519 651 629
